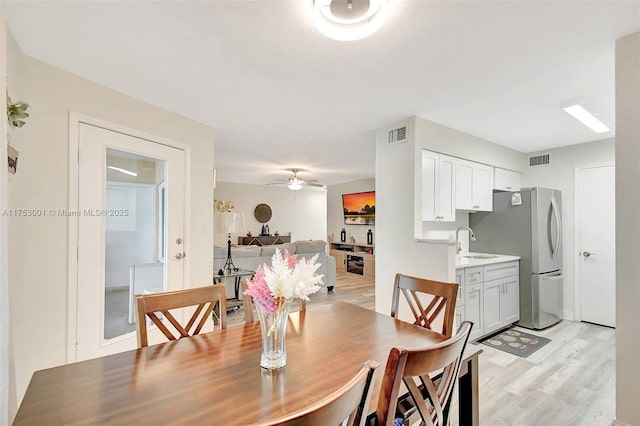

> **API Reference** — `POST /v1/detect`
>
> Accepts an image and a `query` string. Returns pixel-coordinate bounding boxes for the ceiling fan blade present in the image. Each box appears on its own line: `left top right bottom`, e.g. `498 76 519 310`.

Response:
306 183 326 187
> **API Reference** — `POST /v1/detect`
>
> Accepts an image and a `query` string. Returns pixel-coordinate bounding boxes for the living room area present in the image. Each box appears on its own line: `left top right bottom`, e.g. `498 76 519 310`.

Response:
212 177 376 298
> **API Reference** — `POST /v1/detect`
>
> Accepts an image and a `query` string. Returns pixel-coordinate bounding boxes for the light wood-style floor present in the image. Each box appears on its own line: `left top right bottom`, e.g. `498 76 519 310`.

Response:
229 271 615 425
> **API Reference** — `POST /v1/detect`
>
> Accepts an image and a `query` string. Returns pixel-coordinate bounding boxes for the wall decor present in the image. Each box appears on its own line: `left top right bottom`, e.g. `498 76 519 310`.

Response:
254 203 272 223
214 199 235 213
6 94 30 128
7 144 18 175
342 191 375 225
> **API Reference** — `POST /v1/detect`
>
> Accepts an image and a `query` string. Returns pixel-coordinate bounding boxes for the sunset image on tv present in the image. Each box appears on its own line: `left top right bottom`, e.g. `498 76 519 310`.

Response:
342 191 375 225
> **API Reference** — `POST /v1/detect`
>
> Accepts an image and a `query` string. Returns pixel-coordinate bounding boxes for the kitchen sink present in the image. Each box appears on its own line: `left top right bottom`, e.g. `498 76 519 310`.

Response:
463 254 498 259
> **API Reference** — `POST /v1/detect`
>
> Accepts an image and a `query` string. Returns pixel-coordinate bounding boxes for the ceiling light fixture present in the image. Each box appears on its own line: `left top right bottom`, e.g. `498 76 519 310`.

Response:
313 0 389 41
107 166 138 177
288 179 304 191
562 99 611 134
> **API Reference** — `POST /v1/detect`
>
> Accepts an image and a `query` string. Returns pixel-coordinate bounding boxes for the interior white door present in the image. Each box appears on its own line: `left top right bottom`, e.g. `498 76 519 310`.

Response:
578 164 615 327
76 123 186 361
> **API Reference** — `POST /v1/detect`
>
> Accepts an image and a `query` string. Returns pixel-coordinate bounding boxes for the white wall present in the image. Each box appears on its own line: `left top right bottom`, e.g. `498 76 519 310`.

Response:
213 182 327 247
521 139 615 320
0 12 10 426
375 120 452 315
414 116 525 172
327 178 375 245
6 34 215 419
614 30 640 426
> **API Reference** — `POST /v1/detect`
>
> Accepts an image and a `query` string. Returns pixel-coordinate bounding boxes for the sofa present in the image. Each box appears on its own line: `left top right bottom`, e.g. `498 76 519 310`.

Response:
214 240 337 297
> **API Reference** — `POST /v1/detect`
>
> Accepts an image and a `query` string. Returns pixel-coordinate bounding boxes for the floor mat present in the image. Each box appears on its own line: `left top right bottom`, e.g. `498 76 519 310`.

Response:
479 327 550 358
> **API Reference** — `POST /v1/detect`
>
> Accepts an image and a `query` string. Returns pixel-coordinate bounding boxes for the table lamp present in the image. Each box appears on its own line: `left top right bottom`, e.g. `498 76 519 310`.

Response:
218 211 245 273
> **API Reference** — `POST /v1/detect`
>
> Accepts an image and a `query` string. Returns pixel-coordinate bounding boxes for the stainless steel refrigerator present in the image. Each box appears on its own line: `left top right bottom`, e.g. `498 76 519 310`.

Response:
469 187 563 329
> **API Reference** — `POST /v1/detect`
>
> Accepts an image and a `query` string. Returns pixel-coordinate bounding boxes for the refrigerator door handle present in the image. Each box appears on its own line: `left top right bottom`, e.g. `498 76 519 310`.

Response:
551 197 561 263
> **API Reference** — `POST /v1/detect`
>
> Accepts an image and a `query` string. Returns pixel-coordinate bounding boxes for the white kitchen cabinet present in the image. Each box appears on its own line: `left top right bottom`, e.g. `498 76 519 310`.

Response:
464 266 484 286
455 158 494 211
483 279 503 334
502 276 520 324
458 260 520 340
465 283 484 341
483 276 520 334
421 150 456 222
494 167 521 191
454 268 465 329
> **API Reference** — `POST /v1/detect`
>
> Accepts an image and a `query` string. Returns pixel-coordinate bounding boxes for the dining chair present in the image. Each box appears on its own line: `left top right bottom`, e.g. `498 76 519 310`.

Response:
374 321 473 426
135 284 227 348
390 273 459 338
264 360 379 426
242 279 306 323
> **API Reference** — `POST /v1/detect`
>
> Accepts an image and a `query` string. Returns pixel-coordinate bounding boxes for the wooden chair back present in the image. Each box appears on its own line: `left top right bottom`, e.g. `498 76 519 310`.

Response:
242 279 306 323
390 273 459 338
135 284 226 348
375 321 473 426
264 360 379 426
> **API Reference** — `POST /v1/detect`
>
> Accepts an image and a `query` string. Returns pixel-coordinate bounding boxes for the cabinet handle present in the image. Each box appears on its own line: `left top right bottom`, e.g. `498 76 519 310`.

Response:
506 186 512 189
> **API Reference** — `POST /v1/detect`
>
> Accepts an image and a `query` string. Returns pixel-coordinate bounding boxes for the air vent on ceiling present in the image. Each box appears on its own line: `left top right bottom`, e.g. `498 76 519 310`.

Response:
529 154 550 167
388 126 407 144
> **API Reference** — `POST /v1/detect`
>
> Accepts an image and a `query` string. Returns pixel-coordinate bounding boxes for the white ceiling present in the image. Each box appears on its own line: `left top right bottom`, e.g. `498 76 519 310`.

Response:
3 1 639 186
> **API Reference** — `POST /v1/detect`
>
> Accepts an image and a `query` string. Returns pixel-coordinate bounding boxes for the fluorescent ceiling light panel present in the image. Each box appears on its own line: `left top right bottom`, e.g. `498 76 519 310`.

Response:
107 166 138 177
562 100 610 134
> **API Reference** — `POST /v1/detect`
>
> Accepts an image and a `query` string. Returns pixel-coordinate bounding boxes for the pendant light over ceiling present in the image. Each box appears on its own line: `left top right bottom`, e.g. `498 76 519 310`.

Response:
313 0 390 41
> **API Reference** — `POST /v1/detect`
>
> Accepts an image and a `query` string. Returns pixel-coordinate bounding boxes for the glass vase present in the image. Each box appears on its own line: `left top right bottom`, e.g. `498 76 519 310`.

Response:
255 297 293 370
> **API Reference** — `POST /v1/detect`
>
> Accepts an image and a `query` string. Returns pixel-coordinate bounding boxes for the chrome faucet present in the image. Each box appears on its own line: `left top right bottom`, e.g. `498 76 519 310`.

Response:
456 226 476 255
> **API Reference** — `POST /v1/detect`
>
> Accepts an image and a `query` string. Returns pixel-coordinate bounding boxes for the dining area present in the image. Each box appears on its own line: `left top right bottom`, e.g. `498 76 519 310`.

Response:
13 252 480 425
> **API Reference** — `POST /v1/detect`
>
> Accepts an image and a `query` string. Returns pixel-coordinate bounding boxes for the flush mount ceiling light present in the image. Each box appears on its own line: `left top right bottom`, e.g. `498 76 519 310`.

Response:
313 0 389 41
562 99 611 134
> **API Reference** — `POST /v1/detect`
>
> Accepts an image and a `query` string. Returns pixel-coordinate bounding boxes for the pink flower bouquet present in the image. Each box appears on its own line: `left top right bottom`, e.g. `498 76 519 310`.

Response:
243 248 324 331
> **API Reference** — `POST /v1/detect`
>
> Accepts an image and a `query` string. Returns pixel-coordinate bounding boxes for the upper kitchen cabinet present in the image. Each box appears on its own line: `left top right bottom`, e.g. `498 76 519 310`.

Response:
421 150 456 222
455 159 493 211
494 167 521 192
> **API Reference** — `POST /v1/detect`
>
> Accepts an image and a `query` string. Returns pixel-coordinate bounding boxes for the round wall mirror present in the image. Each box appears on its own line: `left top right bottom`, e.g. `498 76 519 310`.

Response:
254 204 272 223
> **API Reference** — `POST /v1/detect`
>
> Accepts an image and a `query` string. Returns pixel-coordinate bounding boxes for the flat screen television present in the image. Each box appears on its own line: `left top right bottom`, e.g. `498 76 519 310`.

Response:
342 191 375 225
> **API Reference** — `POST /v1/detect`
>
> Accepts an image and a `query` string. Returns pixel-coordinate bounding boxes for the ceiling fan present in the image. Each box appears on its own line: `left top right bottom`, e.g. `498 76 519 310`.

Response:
267 168 325 191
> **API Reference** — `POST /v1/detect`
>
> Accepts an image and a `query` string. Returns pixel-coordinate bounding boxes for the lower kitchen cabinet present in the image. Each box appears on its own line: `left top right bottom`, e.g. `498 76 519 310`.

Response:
483 279 503 334
454 269 465 330
465 283 484 341
502 276 519 324
457 260 519 340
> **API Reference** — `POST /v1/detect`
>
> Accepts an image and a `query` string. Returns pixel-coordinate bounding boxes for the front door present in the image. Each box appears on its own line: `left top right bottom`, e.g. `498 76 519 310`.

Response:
578 163 615 327
75 122 186 361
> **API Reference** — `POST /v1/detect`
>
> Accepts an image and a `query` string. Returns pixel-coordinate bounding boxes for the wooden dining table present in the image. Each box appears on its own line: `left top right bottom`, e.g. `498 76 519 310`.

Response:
14 301 481 425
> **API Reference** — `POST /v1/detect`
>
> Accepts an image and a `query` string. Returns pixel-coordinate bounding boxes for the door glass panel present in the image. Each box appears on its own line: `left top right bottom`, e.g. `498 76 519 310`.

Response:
104 149 167 340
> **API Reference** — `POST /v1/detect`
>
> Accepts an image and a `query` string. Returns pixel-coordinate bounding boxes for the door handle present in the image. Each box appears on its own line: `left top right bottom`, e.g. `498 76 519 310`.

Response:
582 251 595 258
174 252 186 260
551 197 561 263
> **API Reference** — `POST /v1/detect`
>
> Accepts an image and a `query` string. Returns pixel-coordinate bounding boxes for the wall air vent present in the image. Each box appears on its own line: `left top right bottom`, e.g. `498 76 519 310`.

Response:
529 154 550 167
388 126 407 144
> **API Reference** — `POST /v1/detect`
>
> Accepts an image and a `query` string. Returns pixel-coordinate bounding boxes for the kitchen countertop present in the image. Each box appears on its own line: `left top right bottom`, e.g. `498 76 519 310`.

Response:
455 252 521 268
